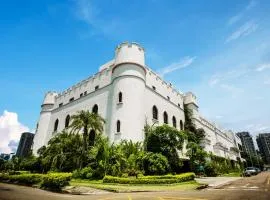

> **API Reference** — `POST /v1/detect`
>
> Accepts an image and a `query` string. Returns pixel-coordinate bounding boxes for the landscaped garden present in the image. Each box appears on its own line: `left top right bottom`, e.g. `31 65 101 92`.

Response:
0 109 244 192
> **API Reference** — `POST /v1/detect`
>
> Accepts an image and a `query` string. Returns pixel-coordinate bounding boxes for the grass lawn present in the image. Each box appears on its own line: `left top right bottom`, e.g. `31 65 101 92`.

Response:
70 179 202 192
221 172 242 177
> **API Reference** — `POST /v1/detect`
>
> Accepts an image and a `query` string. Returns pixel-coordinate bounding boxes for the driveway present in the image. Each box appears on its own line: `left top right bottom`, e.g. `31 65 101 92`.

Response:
195 176 242 187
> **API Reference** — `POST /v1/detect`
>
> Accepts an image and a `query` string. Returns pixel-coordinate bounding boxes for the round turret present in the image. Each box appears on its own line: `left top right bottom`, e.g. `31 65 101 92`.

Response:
42 92 58 105
41 92 58 112
114 42 145 68
109 42 146 143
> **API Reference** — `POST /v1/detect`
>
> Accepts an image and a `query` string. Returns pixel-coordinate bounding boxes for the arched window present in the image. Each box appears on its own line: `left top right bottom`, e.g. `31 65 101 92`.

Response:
152 106 158 120
180 120 183 130
163 112 168 124
89 130 96 146
117 120 121 133
172 116 176 128
118 92 122 103
92 104 98 114
65 115 70 128
54 119 59 132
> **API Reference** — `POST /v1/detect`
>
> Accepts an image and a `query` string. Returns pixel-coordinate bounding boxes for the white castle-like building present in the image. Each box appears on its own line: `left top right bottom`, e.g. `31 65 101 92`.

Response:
33 42 242 161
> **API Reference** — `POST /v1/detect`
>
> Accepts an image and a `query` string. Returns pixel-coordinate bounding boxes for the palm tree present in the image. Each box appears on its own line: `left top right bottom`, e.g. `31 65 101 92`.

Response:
69 110 105 153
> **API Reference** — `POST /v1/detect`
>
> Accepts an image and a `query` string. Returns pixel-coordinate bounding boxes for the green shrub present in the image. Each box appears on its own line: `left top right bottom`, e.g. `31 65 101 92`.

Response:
72 167 93 179
204 163 218 177
2 174 44 185
0 173 9 181
138 173 195 180
40 173 72 191
142 152 169 175
103 172 195 184
0 172 72 191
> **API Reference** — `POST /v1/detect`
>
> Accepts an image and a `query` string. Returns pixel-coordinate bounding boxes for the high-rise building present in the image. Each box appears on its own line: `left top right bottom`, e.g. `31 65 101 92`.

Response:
256 133 270 164
16 132 34 157
236 132 256 157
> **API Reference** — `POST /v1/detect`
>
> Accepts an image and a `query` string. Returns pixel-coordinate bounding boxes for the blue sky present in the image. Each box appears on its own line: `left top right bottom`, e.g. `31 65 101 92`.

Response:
0 0 270 153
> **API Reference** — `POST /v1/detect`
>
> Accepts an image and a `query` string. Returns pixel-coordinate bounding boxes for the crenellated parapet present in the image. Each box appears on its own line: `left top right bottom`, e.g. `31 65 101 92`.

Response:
145 66 184 98
184 92 198 107
113 42 145 73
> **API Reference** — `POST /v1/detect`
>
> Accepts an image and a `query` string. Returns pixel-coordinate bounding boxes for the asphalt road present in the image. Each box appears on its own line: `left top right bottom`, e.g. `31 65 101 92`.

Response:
0 172 270 200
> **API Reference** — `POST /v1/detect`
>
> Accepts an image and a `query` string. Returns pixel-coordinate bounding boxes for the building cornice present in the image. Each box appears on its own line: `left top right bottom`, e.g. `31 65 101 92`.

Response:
112 62 147 74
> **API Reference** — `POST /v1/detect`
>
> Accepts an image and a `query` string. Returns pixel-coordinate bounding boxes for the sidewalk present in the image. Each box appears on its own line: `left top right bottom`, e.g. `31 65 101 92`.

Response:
195 177 242 187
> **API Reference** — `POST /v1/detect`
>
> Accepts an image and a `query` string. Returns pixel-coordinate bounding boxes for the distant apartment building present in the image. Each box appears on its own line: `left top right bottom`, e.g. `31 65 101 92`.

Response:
16 132 34 157
0 153 15 160
256 133 270 164
236 132 256 157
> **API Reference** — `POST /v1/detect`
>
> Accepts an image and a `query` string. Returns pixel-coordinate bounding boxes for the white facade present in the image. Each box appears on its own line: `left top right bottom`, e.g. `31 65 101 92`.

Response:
33 42 241 161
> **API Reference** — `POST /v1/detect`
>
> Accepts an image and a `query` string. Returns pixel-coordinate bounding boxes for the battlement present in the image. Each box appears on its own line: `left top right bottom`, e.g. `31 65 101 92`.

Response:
198 115 234 142
55 66 112 100
145 66 184 98
114 42 145 67
183 92 198 106
115 42 144 53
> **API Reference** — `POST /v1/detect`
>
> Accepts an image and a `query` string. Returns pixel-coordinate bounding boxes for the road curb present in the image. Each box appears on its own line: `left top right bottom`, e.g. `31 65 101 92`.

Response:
196 184 209 190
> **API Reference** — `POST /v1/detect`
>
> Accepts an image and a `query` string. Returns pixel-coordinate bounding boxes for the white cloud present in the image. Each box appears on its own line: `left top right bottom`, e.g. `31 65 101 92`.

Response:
228 14 243 26
209 77 220 86
226 21 258 43
158 56 196 76
264 79 270 85
215 115 224 119
245 123 270 133
245 0 257 11
255 63 270 72
208 67 250 87
227 0 257 26
0 110 29 153
75 0 99 26
74 0 127 39
220 84 244 94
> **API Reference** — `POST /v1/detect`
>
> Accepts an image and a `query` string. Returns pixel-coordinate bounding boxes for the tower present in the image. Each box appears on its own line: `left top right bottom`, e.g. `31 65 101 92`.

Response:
110 42 146 142
32 91 57 154
184 92 199 119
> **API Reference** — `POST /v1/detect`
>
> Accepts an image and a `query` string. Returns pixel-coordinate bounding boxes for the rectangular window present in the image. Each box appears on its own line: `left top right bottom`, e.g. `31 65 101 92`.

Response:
59 103 63 107
95 85 99 90
80 93 83 97
152 86 156 90
69 97 74 102
84 91 87 95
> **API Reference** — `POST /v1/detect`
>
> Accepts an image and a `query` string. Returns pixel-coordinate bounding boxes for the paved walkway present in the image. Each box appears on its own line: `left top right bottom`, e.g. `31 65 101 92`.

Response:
195 176 242 187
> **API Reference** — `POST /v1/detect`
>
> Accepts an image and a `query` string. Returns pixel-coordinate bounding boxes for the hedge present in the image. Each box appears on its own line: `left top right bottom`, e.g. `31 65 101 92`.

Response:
0 172 72 191
40 173 72 191
0 173 44 185
138 173 195 180
103 172 195 184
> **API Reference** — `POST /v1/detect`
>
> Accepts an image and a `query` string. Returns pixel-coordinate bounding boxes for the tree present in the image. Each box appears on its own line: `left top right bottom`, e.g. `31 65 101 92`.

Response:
87 135 110 178
38 131 84 171
0 158 5 171
69 110 105 154
142 152 169 175
186 142 207 172
184 105 207 173
184 104 196 133
145 124 186 173
118 140 144 176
